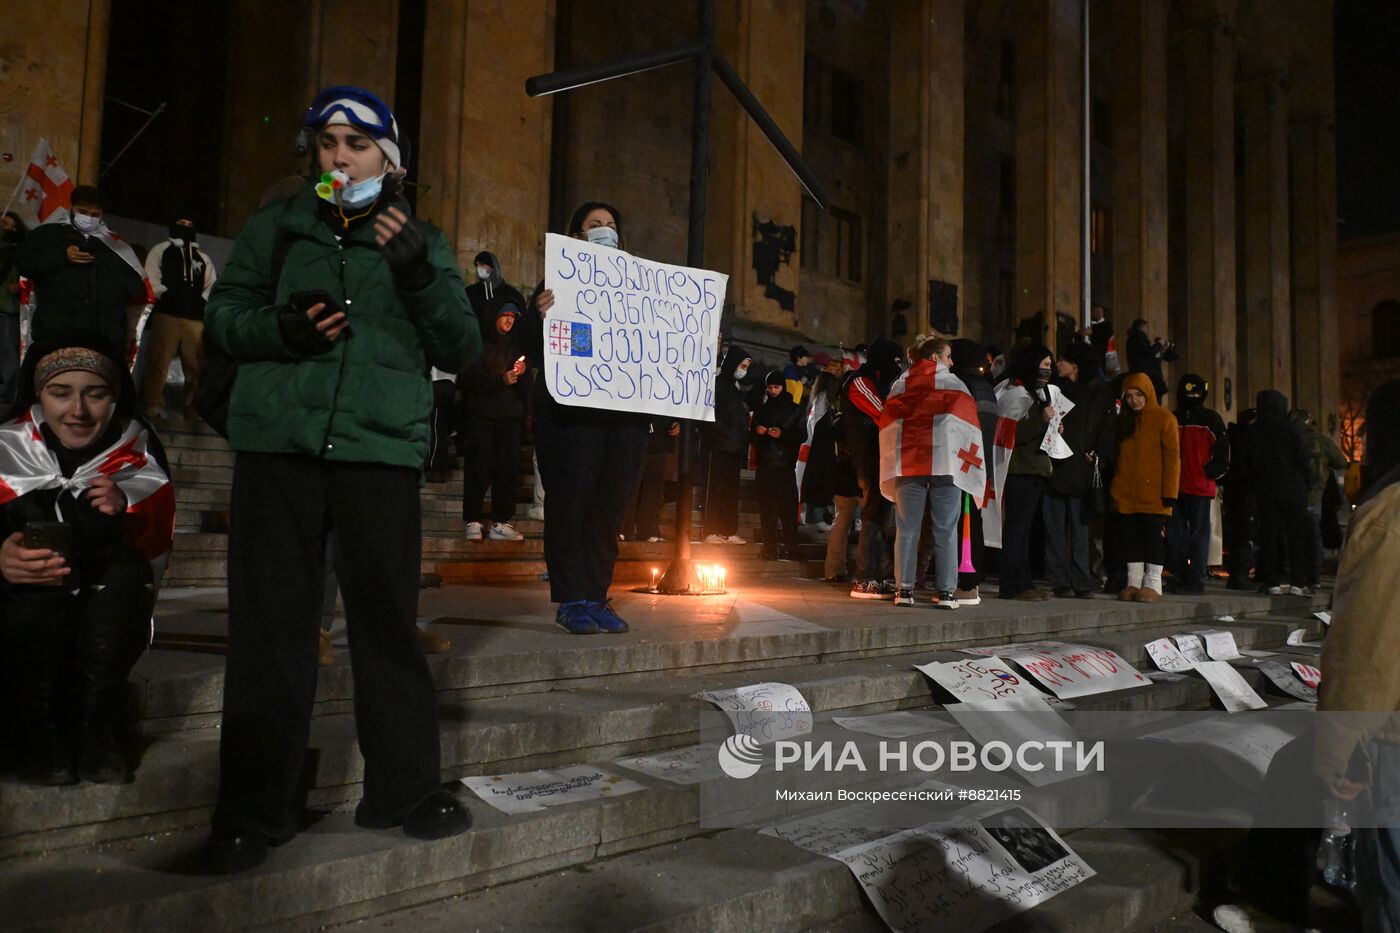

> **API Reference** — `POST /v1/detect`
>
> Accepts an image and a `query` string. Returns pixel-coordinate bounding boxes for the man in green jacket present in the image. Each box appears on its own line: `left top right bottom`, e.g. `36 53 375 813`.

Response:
202 85 481 873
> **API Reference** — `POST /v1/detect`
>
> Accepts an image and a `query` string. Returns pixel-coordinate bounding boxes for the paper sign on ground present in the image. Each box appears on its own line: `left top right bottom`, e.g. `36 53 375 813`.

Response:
1141 717 1296 790
833 807 1094 933
1217 615 1237 622
695 682 813 744
833 710 959 740
916 656 1055 706
1196 629 1243 661
958 641 1149 699
1147 671 1188 682
1287 629 1323 648
1145 637 1196 673
1173 634 1210 664
543 231 725 421
1291 662 1322 689
1315 611 1332 626
946 696 1083 786
463 766 644 814
1254 660 1319 704
613 744 726 785
1193 660 1268 712
1240 649 1278 659
758 782 958 857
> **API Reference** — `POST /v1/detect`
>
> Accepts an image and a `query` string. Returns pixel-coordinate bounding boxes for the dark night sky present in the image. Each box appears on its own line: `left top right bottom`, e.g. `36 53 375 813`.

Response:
1335 0 1400 241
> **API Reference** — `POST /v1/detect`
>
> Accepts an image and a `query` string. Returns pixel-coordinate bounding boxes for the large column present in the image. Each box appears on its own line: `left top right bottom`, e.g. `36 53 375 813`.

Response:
886 0 965 339
1238 73 1292 405
1179 8 1237 417
418 0 554 283
307 0 401 102
1013 0 1083 350
1290 117 1340 428
1110 0 1168 345
706 0 805 332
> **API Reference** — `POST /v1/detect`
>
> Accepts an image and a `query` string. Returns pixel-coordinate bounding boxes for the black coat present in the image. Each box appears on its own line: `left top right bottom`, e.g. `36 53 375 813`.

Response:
1241 390 1315 502
802 410 837 502
462 326 528 420
1049 376 1118 497
751 390 805 469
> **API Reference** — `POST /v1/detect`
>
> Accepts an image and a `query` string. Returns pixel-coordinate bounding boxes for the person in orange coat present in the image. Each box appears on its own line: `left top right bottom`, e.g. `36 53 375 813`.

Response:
1110 372 1180 602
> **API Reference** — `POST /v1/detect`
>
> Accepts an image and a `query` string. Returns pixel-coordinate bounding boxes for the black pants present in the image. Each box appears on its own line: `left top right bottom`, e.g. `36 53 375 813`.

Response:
1116 512 1167 565
462 414 523 523
1103 511 1128 591
1165 493 1213 588
214 453 440 841
702 449 743 537
756 464 799 551
534 412 648 603
0 311 20 407
1256 495 1312 588
624 451 669 539
425 379 457 475
856 472 894 581
1222 487 1255 584
998 474 1045 597
1239 730 1322 925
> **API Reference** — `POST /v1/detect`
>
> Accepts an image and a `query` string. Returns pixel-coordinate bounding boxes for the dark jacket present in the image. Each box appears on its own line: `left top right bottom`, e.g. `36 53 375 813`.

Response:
204 183 478 469
841 338 901 482
1125 328 1176 400
751 386 805 469
707 344 752 453
17 221 146 347
645 415 679 455
1241 389 1315 502
1049 375 1118 497
1174 395 1230 498
465 251 527 332
462 323 528 420
147 239 216 321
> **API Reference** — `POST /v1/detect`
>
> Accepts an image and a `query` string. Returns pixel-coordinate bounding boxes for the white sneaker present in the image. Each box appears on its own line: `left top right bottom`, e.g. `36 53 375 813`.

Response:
704 534 729 544
464 521 484 540
813 521 833 532
489 522 524 541
1265 585 1285 595
727 535 747 545
527 506 545 521
953 587 981 606
1288 585 1313 597
646 536 666 543
1210 903 1305 933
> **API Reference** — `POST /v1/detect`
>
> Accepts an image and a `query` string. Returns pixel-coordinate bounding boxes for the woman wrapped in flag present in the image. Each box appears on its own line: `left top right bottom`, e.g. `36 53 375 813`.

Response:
0 332 173 786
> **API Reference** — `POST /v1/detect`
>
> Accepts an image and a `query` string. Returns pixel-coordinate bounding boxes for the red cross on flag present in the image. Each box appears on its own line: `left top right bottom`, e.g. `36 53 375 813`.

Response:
877 358 987 507
15 138 74 223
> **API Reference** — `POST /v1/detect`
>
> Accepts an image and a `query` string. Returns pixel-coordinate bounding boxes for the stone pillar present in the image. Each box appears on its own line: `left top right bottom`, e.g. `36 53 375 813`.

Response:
886 0 964 339
1238 73 1292 405
1290 117 1340 428
1013 0 1083 350
707 0 805 333
1110 0 1168 346
1179 10 1237 417
418 0 554 284
307 0 402 102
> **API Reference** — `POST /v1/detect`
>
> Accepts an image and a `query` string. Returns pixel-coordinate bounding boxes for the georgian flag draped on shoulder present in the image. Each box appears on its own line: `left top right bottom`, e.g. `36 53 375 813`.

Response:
877 360 987 506
982 382 1035 549
0 407 175 584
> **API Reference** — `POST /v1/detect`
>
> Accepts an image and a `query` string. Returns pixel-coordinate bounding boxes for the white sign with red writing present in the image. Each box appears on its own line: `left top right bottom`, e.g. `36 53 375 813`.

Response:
916 657 1056 706
1291 662 1322 690
959 641 1150 699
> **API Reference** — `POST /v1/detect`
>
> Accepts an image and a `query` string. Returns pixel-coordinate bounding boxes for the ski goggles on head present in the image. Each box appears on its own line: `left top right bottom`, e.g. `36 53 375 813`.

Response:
304 85 398 141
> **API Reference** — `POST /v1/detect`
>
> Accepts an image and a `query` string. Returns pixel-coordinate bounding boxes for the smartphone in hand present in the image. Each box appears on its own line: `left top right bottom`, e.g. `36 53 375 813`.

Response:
24 520 73 557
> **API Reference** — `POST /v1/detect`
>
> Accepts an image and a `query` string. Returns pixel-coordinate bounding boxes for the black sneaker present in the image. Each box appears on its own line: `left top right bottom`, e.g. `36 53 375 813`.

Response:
893 588 916 607
933 591 960 610
849 580 890 600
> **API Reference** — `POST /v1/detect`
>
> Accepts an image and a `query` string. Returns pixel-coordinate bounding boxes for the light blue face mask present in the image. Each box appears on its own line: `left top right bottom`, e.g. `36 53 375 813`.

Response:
339 172 385 210
586 225 619 249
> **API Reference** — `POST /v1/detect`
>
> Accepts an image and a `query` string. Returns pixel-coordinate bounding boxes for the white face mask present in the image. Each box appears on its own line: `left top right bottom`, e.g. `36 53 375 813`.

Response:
475 265 492 281
734 366 749 380
73 213 102 234
585 225 619 249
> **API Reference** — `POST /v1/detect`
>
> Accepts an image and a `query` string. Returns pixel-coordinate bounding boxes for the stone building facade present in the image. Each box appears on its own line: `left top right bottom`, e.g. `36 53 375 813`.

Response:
1337 233 1400 458
1 0 1340 427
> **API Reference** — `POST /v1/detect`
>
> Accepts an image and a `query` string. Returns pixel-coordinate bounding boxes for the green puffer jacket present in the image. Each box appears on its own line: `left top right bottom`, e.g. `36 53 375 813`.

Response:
205 185 479 469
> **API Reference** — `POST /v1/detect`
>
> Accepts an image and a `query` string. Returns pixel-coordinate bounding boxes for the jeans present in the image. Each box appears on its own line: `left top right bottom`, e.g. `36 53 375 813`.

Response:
825 494 859 578
1306 503 1325 587
1041 490 1092 593
998 474 1045 597
1165 493 1213 588
1360 742 1400 932
895 478 959 592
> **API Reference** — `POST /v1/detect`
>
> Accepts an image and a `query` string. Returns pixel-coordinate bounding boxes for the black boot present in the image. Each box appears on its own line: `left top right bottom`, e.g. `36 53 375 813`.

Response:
75 582 148 785
77 709 129 784
27 688 76 786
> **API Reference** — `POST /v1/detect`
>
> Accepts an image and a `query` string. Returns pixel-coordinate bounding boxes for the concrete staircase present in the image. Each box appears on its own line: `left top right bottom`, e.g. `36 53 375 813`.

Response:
0 572 1341 931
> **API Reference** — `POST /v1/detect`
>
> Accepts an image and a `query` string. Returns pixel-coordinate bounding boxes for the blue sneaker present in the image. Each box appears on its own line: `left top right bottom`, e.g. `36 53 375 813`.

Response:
585 599 630 634
556 600 600 635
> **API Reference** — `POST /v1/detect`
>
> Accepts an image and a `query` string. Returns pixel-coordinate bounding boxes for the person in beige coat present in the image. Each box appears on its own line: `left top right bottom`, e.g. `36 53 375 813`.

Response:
1109 372 1180 602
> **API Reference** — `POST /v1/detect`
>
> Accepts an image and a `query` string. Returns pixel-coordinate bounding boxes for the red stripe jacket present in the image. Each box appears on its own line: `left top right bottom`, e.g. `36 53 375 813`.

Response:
1175 405 1230 497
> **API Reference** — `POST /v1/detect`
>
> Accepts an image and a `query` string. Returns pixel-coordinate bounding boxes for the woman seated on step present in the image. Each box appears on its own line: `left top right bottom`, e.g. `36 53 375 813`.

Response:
0 332 173 786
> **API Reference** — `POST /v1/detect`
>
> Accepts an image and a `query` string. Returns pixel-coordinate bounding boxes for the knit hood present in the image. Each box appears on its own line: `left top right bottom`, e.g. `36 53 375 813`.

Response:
1121 372 1159 409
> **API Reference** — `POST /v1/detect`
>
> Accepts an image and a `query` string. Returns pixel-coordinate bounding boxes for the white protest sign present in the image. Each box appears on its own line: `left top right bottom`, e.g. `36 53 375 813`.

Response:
613 744 726 785
695 682 813 744
1040 385 1075 460
1145 637 1196 673
462 765 645 814
1240 649 1278 659
1193 661 1268 712
1147 671 1188 682
543 232 725 421
832 711 958 740
1314 611 1332 626
833 807 1095 933
945 696 1083 786
916 656 1055 706
1174 634 1210 664
1141 718 1296 790
1287 629 1322 648
960 641 1149 699
1255 660 1318 704
1291 662 1322 690
1196 629 1243 661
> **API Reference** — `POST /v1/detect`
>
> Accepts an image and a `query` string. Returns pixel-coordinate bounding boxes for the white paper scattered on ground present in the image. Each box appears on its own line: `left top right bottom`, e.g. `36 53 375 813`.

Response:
613 744 726 785
462 766 645 814
1141 717 1296 790
1239 649 1279 658
1254 660 1319 704
946 696 1083 787
916 656 1057 706
1173 635 1210 664
832 710 959 740
758 784 958 856
1291 662 1322 689
1216 615 1236 622
1145 637 1196 673
1287 629 1323 648
1314 611 1333 626
695 682 813 744
1193 661 1268 712
1196 629 1243 661
1146 671 1188 682
958 641 1149 699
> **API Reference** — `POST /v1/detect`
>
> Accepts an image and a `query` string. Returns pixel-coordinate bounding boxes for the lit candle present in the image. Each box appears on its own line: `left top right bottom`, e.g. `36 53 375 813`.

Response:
650 568 659 591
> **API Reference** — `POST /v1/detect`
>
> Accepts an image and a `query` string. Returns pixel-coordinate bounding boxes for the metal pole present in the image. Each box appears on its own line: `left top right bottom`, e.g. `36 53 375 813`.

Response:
1082 0 1092 329
525 40 706 97
658 0 716 593
99 101 167 179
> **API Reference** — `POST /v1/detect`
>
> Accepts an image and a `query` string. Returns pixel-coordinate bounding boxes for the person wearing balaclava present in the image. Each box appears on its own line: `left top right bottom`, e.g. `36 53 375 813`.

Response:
997 344 1056 601
202 85 480 873
1163 373 1229 595
1315 379 1400 932
1240 389 1315 595
751 369 806 560
139 217 218 419
843 338 902 599
0 211 28 407
702 344 753 544
16 185 147 351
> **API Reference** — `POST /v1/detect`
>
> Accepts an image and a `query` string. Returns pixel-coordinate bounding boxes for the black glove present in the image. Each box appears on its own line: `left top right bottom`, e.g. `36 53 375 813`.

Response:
277 304 335 357
377 217 433 292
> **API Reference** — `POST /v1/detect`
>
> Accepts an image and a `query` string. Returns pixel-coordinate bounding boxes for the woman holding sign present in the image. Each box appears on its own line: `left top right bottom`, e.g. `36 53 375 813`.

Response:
527 202 648 635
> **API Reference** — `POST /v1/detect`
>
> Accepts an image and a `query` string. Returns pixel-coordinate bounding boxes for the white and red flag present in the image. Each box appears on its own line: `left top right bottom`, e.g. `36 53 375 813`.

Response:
15 138 74 223
877 359 987 507
982 381 1035 549
0 408 175 585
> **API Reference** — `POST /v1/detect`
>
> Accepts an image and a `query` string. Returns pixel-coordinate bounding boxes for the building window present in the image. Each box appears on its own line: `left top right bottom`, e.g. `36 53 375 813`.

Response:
1090 208 1110 255
832 208 862 283
1375 300 1400 358
804 53 864 146
800 196 821 272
